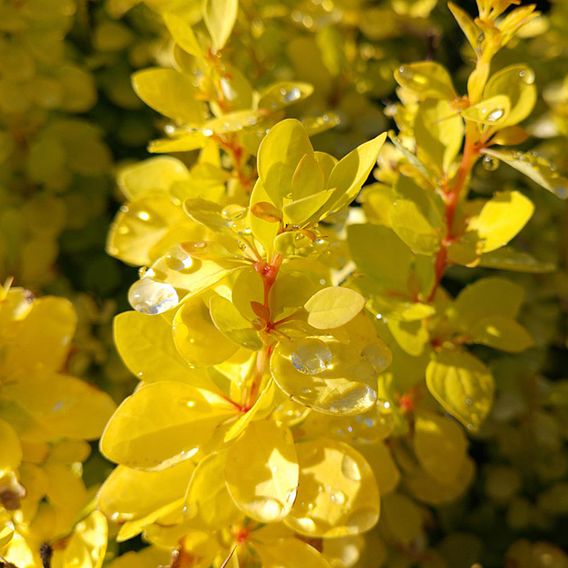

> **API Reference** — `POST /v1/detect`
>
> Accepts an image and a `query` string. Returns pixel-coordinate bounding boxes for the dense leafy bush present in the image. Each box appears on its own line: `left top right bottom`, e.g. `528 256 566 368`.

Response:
1 1 567 567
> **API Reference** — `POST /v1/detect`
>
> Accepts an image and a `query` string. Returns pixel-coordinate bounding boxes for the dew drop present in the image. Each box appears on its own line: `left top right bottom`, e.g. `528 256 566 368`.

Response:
346 507 378 530
295 516 317 533
341 454 362 481
128 278 179 315
220 77 237 101
165 247 193 272
330 490 346 505
252 497 283 522
398 65 413 79
290 339 333 375
487 108 505 123
136 210 151 222
280 86 301 103
519 68 535 85
482 155 500 172
362 342 391 372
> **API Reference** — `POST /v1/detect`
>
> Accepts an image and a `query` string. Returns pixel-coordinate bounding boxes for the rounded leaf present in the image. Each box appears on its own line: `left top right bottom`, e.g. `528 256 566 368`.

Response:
304 287 366 330
100 381 237 469
225 421 299 523
285 439 380 537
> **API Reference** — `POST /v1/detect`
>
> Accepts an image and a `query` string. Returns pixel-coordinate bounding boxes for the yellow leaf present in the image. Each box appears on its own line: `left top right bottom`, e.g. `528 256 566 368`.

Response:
2 374 116 441
461 95 511 126
173 297 239 366
258 82 314 112
248 180 279 256
203 0 238 52
255 538 330 568
414 99 464 174
414 411 467 485
426 349 494 431
51 511 108 568
257 119 313 205
225 421 298 523
185 451 240 528
395 61 456 100
100 381 238 469
481 148 568 199
283 188 336 226
163 13 202 57
291 153 324 200
0 418 22 474
98 460 194 523
114 311 211 386
286 439 379 537
132 68 205 123
271 334 381 416
484 65 536 127
470 190 534 253
356 441 400 495
381 493 422 545
209 295 262 351
304 287 366 330
325 133 387 213
117 157 188 201
470 315 534 353
453 277 524 329
2 296 76 378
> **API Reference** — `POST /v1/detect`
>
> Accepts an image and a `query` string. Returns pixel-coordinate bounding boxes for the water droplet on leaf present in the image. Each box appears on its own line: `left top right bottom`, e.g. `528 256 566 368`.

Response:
290 339 333 375
128 278 179 315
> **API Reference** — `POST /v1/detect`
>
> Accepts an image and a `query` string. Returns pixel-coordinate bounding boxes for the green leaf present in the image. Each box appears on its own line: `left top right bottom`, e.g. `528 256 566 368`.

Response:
304 287 366 329
414 410 467 485
470 315 534 353
325 133 387 213
348 224 414 292
390 198 441 255
426 349 494 431
469 190 534 253
394 61 457 100
203 0 238 52
478 248 555 273
209 295 262 350
453 277 524 329
481 148 568 199
132 68 205 124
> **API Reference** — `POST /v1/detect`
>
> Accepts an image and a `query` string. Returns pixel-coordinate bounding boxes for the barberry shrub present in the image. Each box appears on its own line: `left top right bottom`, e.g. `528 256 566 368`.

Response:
98 0 567 566
1 0 568 567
